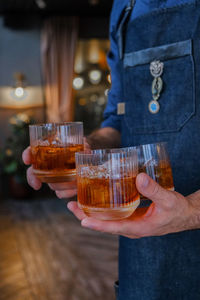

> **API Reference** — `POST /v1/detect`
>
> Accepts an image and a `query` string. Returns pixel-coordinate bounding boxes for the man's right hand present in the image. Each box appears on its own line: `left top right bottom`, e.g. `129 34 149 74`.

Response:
22 137 91 199
22 146 42 191
22 146 78 198
22 128 120 198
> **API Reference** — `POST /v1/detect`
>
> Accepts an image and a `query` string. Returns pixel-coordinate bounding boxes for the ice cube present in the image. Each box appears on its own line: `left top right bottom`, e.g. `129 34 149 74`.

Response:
80 165 110 179
144 158 157 167
38 139 50 147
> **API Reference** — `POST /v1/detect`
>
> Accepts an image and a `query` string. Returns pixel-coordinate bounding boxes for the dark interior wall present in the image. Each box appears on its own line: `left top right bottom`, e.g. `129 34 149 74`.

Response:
0 16 44 147
79 17 109 39
0 17 42 86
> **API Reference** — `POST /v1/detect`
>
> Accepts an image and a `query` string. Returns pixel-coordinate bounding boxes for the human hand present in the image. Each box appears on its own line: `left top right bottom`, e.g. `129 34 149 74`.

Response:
22 146 42 190
22 138 91 198
67 173 197 238
48 137 90 198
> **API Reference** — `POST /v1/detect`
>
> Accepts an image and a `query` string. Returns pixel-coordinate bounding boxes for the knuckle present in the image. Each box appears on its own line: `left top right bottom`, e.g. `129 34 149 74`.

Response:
148 182 160 198
162 192 177 210
164 199 175 210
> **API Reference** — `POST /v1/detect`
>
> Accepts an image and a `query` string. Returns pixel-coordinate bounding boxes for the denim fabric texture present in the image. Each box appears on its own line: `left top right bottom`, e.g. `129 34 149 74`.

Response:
102 0 200 299
123 42 195 134
123 39 192 68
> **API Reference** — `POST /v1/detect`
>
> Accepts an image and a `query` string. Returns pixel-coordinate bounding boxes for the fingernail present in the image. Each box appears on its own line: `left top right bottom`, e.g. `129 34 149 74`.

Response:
31 179 36 188
67 202 72 210
34 184 41 190
56 192 61 199
31 179 41 190
81 219 93 229
140 174 149 188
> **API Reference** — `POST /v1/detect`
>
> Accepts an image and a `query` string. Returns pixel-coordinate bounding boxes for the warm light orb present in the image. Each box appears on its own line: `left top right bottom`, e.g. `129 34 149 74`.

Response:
90 94 98 103
14 87 24 98
107 74 111 84
104 89 109 96
73 77 84 90
89 70 102 84
78 98 87 106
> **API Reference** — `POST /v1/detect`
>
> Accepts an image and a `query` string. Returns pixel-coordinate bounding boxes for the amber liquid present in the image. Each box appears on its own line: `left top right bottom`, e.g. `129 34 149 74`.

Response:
140 160 174 190
139 160 174 201
31 144 83 183
77 175 140 220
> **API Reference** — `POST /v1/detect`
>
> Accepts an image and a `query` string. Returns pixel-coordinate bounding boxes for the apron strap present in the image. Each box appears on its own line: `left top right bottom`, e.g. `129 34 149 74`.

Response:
126 0 135 11
117 0 135 59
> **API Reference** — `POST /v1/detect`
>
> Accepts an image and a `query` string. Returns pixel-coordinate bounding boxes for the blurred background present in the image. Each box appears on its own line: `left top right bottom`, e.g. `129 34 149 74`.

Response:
0 1 118 299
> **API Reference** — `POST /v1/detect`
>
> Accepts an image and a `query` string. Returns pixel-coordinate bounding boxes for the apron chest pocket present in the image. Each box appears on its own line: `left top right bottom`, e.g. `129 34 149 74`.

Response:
123 39 195 134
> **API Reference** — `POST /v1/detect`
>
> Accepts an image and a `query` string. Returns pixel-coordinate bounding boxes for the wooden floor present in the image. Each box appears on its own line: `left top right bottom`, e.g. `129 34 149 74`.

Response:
0 196 118 300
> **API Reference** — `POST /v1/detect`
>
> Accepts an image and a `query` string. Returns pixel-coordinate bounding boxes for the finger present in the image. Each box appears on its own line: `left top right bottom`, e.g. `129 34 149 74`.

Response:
22 146 32 165
67 201 87 220
136 173 175 209
56 189 77 199
81 217 119 233
80 206 154 237
80 206 149 234
80 217 138 236
49 181 77 191
84 137 91 151
27 166 42 190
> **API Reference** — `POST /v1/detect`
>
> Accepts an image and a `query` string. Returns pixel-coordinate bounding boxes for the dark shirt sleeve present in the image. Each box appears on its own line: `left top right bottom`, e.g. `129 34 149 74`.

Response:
101 0 125 132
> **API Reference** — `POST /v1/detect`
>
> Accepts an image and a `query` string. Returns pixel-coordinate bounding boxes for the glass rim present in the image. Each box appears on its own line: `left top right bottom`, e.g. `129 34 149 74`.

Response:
136 141 167 147
104 142 168 152
29 121 83 128
75 147 137 157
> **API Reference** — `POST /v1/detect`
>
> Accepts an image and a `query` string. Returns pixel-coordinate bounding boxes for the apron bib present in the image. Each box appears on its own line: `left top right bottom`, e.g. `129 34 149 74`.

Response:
114 1 200 299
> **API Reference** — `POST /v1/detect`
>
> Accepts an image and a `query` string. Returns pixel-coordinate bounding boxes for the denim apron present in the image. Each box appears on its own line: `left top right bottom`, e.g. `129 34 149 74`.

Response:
114 1 200 299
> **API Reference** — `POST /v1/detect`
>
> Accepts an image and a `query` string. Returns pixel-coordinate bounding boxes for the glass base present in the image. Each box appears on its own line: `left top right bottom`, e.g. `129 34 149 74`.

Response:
33 169 76 183
78 199 140 220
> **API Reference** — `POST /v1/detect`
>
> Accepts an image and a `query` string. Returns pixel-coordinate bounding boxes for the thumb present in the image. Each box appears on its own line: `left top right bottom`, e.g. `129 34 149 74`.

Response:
136 173 174 208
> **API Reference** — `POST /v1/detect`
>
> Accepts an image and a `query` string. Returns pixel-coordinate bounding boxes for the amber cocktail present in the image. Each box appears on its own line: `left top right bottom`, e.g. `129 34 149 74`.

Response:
29 122 83 183
137 142 174 191
76 149 140 220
